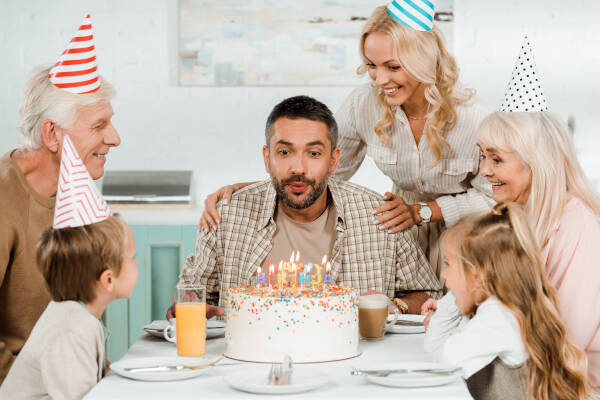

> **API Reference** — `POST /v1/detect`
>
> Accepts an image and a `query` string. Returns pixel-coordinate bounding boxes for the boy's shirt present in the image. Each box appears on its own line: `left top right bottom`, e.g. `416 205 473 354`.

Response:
0 301 104 400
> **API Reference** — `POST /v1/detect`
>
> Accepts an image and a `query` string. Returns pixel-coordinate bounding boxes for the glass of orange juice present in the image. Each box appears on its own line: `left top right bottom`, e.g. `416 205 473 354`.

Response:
174 284 206 357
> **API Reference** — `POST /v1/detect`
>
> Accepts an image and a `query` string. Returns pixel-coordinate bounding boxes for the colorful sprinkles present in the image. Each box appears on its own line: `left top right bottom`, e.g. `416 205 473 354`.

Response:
226 284 359 333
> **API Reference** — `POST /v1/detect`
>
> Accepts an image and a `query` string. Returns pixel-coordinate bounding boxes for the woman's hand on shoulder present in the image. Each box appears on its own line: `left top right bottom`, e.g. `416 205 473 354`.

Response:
199 184 239 232
373 192 420 233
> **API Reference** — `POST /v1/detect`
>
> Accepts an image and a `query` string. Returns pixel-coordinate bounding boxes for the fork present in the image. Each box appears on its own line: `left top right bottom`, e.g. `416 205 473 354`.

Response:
351 366 462 377
268 363 282 385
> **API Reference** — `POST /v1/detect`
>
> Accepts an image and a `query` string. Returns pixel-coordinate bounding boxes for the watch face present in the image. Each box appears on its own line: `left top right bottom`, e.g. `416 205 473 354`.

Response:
420 206 432 220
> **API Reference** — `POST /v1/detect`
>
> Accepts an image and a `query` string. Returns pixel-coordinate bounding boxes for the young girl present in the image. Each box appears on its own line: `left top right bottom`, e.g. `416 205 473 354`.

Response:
423 203 588 400
0 215 138 399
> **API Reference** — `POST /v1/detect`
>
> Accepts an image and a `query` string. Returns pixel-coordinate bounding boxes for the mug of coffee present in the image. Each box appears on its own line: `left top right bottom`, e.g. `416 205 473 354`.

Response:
163 319 177 343
358 293 399 341
165 284 207 357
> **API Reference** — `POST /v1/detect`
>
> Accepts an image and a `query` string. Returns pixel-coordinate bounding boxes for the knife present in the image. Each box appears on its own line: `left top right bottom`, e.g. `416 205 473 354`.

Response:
394 320 424 326
124 356 223 372
351 366 461 377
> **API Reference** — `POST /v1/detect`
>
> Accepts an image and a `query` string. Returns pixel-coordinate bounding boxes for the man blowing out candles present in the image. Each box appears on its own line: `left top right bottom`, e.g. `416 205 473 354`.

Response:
166 96 441 320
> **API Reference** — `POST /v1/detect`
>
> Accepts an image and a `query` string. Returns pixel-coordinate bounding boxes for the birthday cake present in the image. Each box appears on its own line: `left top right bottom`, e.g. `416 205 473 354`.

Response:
224 284 360 363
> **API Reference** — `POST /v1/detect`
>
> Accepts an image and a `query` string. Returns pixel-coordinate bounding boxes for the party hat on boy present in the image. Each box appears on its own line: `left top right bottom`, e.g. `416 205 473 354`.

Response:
53 135 111 229
387 0 434 32
500 36 548 112
49 14 101 94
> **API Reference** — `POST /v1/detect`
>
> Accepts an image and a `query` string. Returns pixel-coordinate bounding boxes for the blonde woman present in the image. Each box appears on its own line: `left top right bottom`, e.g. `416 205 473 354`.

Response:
424 203 588 400
478 111 600 392
199 4 493 277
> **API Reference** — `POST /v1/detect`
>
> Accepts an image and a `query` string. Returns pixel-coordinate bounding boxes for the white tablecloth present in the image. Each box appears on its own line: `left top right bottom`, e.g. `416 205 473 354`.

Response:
86 332 472 399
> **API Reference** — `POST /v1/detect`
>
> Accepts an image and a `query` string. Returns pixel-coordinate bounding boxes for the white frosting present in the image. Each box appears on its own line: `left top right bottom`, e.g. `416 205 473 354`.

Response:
225 286 359 363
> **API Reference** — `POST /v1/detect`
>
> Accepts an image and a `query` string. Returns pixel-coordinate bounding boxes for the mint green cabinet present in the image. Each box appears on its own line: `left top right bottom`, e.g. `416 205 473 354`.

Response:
102 225 198 362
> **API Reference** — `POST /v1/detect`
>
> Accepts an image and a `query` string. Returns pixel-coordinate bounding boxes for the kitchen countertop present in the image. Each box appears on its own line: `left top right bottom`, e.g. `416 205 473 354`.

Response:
110 203 203 226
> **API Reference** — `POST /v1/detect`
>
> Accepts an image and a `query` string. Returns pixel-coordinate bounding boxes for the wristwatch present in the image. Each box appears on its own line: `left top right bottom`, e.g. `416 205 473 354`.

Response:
417 202 432 226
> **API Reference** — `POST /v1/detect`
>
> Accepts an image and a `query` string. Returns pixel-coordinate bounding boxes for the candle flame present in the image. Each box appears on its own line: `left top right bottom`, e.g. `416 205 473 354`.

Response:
278 260 283 269
295 251 300 262
257 266 262 274
269 264 274 273
326 262 331 273
322 255 327 265
290 251 295 263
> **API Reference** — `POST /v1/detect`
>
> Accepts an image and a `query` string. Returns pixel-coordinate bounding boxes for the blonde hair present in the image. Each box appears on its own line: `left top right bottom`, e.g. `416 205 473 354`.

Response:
478 111 600 247
19 66 116 150
444 203 588 400
358 6 473 163
36 215 128 303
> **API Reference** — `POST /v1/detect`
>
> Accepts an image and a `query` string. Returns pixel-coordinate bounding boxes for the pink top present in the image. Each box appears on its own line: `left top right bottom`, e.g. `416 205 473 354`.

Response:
541 195 600 389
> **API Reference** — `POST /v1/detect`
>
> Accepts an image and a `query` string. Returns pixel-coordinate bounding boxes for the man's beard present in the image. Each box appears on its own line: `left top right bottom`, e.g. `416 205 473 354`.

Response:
271 173 329 210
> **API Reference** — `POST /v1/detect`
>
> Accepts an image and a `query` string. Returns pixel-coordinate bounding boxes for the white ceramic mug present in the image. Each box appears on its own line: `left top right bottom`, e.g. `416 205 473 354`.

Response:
163 318 176 343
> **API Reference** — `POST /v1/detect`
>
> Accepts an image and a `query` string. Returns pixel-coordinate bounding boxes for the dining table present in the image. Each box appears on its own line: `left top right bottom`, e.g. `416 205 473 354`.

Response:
85 330 473 399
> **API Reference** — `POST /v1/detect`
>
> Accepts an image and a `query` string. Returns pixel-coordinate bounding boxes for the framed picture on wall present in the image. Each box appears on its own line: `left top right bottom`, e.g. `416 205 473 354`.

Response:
177 0 454 86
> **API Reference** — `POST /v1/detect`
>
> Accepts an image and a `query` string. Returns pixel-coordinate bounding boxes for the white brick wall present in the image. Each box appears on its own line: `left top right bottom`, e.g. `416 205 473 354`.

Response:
454 0 600 187
0 0 389 218
1 0 598 224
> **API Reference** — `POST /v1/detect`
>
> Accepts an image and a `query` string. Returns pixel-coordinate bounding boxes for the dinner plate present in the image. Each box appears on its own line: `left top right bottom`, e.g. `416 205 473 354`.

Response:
388 314 425 334
110 354 222 382
225 367 329 394
362 362 462 388
143 320 226 339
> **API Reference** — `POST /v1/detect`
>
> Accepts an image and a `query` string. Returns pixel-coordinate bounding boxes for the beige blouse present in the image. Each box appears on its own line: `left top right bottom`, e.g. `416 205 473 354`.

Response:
335 84 494 226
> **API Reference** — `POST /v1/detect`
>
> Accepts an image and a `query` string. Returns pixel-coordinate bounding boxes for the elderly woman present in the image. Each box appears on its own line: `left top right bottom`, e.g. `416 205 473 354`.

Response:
199 3 493 277
478 110 600 391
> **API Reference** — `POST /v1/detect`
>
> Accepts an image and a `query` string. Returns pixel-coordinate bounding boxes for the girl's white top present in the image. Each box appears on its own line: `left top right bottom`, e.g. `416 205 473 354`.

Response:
424 292 528 378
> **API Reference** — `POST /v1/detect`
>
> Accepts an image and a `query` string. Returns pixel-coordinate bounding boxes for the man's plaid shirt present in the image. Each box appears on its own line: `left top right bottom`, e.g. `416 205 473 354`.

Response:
180 178 441 308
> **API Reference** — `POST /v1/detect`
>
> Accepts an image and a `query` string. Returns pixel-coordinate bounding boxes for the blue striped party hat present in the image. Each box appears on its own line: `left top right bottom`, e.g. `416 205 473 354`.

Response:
387 0 435 32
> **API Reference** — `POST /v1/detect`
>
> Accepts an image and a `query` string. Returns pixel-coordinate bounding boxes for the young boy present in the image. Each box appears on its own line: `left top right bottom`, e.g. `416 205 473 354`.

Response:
0 214 137 399
0 135 138 399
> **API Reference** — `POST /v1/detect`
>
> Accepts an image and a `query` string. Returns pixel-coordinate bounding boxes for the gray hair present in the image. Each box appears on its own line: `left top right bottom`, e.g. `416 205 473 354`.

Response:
18 66 116 150
478 111 600 247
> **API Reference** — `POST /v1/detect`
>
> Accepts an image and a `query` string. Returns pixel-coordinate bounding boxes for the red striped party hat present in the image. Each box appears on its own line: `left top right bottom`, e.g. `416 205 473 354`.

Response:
53 135 111 229
49 14 101 94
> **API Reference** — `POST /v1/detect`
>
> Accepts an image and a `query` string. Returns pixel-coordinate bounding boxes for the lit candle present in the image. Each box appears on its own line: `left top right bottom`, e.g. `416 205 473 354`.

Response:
256 266 266 286
299 270 309 288
309 262 321 286
268 263 274 287
304 263 311 287
295 251 301 270
323 262 333 285
281 260 291 286
277 261 285 287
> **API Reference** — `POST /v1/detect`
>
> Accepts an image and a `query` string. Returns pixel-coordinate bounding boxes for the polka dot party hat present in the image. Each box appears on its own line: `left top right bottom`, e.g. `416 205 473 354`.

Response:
500 36 548 112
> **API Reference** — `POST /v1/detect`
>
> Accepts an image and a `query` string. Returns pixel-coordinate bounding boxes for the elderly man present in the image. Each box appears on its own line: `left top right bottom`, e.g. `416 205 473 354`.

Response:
0 16 120 383
168 96 440 320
